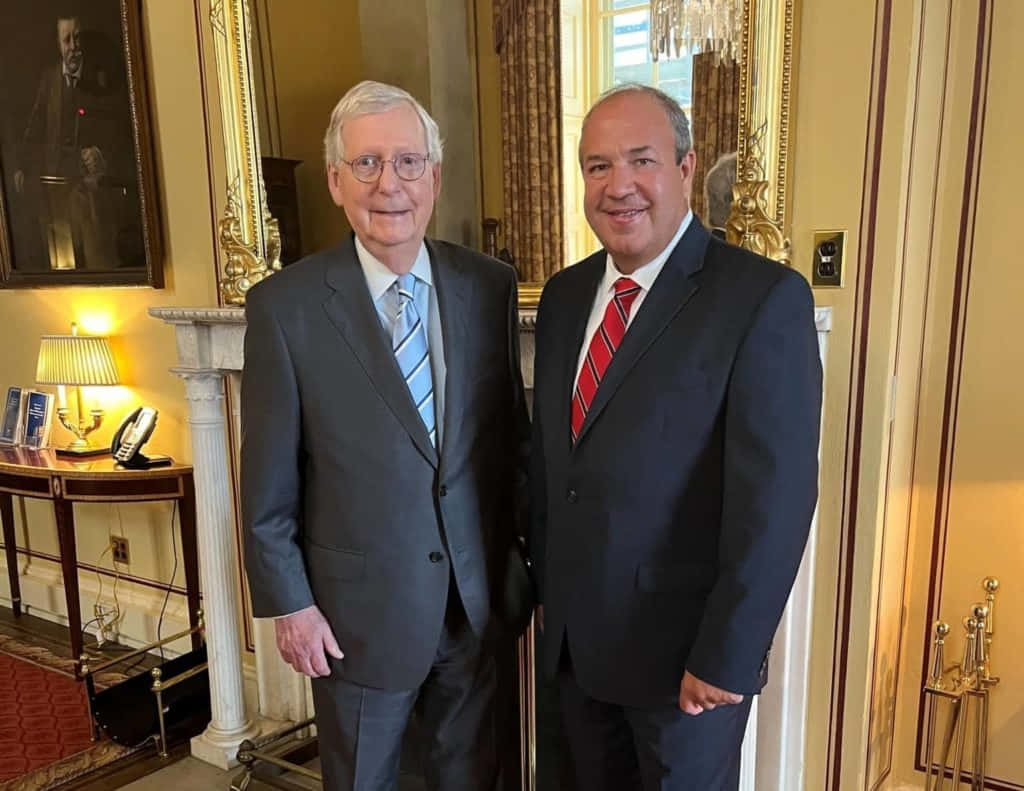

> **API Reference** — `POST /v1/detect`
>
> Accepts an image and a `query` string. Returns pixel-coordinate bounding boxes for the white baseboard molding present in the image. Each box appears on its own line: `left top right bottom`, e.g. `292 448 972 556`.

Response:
0 558 191 657
4 558 271 724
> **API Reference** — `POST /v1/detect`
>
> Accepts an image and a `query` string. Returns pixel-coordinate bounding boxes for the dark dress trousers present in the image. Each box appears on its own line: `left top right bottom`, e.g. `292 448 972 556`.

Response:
530 219 822 790
241 237 529 790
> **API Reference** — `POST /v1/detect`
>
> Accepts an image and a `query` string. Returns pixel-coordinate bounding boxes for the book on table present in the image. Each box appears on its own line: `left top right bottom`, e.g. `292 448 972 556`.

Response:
1 386 27 446
21 390 55 450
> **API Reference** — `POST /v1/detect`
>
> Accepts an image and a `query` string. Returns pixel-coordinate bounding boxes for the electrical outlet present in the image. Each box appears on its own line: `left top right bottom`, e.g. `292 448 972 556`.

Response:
812 230 847 287
111 536 130 564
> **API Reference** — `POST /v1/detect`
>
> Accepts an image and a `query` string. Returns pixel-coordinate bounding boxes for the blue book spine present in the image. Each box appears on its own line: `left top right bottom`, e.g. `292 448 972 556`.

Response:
1 387 24 445
23 391 53 449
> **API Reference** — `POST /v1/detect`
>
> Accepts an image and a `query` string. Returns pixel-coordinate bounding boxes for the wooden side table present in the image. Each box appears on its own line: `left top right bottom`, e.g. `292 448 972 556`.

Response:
0 448 201 664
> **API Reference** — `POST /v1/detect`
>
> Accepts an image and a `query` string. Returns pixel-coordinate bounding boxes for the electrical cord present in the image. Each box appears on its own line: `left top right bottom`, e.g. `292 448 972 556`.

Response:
121 500 179 675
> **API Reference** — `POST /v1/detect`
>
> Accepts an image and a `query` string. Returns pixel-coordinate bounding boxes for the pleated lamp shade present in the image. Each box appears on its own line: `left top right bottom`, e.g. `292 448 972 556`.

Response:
36 334 120 386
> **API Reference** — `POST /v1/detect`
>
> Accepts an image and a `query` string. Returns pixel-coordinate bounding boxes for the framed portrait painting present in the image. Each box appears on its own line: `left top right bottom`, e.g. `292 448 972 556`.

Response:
0 0 163 288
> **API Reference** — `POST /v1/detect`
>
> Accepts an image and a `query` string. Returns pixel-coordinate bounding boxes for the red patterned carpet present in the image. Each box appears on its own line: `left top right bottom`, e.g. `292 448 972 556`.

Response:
0 636 135 790
0 651 94 782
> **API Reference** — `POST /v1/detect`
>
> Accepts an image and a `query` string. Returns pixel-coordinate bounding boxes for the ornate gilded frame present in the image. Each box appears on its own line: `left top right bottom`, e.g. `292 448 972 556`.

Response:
203 1 798 787
725 0 797 265
205 0 280 306
0 0 164 288
207 0 798 310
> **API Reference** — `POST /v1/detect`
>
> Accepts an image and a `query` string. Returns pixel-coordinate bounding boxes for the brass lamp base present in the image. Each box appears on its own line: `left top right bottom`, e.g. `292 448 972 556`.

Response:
55 445 109 458
54 405 107 457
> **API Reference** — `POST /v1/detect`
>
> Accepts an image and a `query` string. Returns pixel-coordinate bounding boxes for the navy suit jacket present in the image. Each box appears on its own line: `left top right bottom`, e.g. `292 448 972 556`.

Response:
530 219 822 708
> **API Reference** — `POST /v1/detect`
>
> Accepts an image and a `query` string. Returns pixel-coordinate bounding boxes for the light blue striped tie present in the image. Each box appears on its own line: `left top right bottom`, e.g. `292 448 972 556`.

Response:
393 273 436 446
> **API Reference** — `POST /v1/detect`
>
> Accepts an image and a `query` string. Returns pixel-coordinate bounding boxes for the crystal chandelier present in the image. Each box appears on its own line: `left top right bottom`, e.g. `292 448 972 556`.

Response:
649 0 744 64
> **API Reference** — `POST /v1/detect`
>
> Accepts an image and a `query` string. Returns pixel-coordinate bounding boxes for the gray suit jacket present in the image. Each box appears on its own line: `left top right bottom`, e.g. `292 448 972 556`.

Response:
241 236 529 691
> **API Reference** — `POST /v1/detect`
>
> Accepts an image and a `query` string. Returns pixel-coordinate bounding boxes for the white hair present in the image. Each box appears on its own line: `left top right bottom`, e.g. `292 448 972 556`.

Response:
323 80 444 169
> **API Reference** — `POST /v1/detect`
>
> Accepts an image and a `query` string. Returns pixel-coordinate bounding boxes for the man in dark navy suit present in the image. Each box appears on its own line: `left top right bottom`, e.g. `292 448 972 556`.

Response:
530 83 822 790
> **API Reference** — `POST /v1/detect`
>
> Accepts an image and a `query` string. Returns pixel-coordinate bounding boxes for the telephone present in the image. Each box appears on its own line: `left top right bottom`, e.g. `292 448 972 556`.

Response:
111 407 172 469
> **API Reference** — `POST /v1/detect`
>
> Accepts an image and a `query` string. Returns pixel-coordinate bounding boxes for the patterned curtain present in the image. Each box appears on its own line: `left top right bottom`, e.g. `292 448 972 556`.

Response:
690 52 740 220
494 0 563 282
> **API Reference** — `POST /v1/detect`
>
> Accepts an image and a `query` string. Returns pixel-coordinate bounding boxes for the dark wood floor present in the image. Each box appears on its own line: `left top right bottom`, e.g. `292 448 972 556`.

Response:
0 606 167 675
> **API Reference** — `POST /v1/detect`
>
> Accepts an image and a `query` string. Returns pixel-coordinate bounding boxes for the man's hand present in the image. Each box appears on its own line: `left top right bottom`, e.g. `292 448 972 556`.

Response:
274 604 343 678
13 170 24 193
678 671 743 716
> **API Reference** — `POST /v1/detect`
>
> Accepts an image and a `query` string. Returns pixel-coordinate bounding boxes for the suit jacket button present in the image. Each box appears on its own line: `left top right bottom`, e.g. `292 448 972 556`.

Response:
438 485 448 497
566 488 578 503
429 551 444 563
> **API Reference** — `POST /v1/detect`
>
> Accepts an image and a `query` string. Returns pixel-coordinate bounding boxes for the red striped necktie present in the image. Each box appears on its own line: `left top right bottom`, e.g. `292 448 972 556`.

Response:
571 276 642 442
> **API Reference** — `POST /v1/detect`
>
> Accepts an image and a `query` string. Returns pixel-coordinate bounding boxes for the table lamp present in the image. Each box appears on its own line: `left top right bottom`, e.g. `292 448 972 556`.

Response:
36 323 120 456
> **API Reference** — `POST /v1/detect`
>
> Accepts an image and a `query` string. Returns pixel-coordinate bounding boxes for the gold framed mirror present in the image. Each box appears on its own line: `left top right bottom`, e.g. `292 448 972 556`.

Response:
205 0 796 310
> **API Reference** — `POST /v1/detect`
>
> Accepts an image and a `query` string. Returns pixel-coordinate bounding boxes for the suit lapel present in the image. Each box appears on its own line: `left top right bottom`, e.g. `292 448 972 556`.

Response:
321 238 438 467
574 219 711 448
428 240 472 473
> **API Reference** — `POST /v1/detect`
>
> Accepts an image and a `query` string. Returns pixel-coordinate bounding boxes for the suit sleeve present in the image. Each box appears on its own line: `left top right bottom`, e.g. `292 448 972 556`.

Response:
527 287 551 602
507 271 532 545
240 288 316 617
685 270 822 694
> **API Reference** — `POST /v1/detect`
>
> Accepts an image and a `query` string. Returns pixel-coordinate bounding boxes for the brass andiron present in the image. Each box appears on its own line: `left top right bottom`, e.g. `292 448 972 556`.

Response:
921 578 1000 791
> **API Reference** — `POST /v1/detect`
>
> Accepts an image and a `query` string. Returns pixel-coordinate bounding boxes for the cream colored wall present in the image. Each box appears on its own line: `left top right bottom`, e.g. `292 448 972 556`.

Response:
789 0 928 787
0 1 219 646
791 0 1024 787
883 1 1024 787
789 0 878 781
263 0 364 255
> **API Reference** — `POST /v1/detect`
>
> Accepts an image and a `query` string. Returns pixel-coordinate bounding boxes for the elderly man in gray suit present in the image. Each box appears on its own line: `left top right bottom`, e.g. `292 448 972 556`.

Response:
241 80 529 790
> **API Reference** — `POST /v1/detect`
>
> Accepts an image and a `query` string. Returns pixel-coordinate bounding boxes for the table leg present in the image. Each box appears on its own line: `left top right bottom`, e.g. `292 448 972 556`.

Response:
1 493 21 617
54 498 84 664
180 474 202 650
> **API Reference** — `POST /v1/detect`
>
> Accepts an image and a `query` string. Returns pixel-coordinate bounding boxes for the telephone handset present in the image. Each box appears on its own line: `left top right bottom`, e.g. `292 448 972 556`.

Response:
111 407 172 469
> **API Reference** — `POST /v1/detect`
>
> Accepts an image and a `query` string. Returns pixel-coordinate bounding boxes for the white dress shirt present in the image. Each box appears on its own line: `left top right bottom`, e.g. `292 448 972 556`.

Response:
573 211 693 388
355 236 447 446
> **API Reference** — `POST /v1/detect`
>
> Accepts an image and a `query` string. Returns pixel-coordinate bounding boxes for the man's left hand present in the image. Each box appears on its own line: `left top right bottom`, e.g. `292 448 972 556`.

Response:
678 671 743 716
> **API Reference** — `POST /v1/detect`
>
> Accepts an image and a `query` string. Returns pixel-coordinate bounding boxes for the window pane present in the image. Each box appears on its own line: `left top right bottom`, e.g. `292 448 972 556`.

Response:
599 0 649 11
603 9 652 90
656 55 693 112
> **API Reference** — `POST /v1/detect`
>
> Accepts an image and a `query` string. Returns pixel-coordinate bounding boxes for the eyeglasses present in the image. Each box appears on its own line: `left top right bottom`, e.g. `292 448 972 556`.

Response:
340 153 430 183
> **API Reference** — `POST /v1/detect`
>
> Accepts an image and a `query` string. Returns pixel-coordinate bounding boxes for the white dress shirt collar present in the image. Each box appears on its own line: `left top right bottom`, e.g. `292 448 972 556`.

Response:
600 209 693 296
354 236 432 302
63 63 83 85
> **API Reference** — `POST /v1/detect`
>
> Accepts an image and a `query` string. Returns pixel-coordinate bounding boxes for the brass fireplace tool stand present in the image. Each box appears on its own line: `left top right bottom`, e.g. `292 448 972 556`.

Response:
922 577 1000 791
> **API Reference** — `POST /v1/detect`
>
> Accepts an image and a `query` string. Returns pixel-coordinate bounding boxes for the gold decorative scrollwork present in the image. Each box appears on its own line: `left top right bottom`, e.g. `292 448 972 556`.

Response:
218 178 280 305
727 0 794 268
208 0 280 305
726 124 792 265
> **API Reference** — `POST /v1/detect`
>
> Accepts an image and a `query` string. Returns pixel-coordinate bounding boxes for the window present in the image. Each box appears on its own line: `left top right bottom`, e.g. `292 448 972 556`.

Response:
595 2 693 119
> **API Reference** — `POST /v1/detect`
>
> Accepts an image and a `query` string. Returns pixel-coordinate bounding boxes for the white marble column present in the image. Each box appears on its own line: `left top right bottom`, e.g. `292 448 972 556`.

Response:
175 367 259 768
152 307 307 766
223 369 314 725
